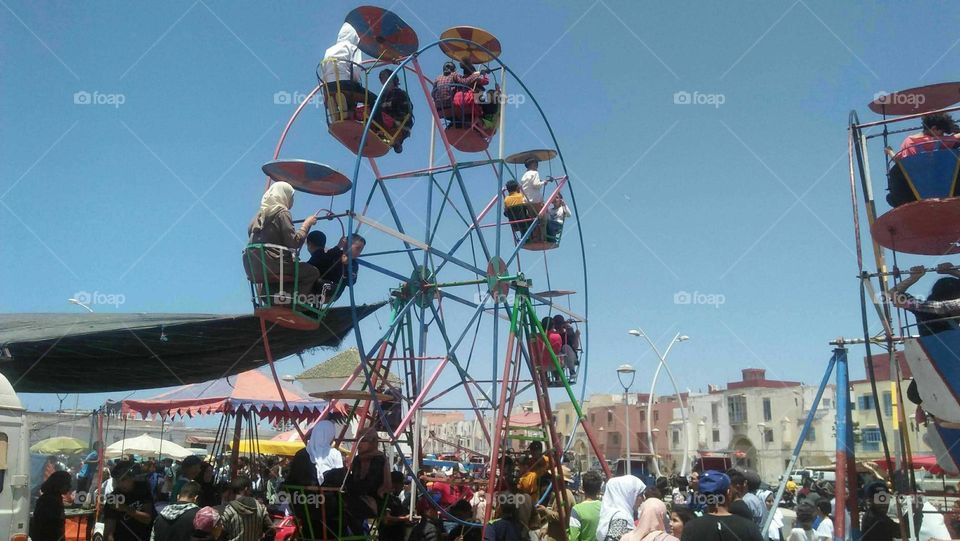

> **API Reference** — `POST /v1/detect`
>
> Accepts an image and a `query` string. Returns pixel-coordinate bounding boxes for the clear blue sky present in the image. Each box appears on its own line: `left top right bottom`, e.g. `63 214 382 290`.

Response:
2 1 957 416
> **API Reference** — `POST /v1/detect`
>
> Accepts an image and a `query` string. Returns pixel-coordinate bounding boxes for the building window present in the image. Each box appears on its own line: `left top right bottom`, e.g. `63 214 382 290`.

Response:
858 395 875 411
672 430 680 447
763 398 772 422
764 429 774 443
611 433 620 445
712 429 720 443
711 403 719 424
806 426 816 442
565 414 570 426
863 428 882 451
728 395 747 424
607 411 613 423
590 414 595 424
882 392 893 417
654 411 660 422
822 398 831 408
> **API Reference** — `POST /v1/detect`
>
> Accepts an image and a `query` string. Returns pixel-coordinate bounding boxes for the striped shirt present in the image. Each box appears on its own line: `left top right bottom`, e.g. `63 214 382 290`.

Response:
221 497 273 541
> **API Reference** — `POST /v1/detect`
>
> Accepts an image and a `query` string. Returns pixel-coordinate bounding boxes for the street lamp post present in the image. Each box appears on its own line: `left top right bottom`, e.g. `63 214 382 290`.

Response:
628 328 690 476
616 364 637 474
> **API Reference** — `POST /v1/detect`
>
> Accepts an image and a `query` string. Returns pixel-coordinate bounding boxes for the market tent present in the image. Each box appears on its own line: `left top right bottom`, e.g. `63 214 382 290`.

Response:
30 436 87 455
104 433 193 459
0 306 382 393
871 455 945 476
235 439 304 457
122 369 342 422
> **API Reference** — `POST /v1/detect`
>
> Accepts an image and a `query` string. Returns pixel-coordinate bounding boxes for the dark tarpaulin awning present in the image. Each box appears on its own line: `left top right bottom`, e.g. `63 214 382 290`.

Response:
0 305 382 393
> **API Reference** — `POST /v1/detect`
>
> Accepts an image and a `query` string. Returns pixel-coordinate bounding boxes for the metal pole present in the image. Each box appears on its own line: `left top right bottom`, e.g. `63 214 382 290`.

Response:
656 345 691 475
646 362 662 477
761 349 839 537
624 389 631 472
835 346 851 541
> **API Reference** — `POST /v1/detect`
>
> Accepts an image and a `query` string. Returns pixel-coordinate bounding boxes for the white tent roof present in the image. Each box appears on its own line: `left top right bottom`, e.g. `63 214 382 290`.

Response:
104 433 193 459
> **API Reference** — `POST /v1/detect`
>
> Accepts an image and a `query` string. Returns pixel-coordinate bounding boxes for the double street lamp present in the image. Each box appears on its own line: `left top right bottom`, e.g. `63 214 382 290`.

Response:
628 328 690 476
616 363 637 473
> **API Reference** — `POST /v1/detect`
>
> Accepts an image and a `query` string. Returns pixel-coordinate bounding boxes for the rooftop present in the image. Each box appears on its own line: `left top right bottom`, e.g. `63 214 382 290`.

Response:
296 348 401 383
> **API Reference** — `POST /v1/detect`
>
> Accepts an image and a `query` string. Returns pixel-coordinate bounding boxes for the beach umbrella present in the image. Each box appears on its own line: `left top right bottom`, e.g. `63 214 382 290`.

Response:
30 436 87 454
104 433 193 459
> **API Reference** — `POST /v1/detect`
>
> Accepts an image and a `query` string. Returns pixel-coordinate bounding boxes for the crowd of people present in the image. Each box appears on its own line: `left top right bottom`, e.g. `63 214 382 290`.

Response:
30 443 290 541
32 424 957 541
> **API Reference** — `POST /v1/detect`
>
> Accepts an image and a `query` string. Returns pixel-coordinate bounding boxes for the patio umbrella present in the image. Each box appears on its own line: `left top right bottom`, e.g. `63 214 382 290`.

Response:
104 433 193 460
30 436 87 454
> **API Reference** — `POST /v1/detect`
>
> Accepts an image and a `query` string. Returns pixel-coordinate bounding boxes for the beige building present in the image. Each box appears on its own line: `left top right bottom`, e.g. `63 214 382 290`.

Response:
849 352 931 460
686 368 837 482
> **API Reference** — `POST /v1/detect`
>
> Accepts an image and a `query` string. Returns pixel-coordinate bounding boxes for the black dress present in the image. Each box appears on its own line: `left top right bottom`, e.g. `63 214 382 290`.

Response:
29 491 65 541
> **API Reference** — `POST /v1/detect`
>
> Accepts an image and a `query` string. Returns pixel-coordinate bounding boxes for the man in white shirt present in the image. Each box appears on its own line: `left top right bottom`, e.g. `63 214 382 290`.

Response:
814 500 833 540
520 157 548 205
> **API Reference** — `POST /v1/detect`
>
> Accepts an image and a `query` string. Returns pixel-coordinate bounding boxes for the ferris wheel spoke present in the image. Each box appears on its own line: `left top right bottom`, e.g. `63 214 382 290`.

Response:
431 192 502 277
424 301 494 444
452 170 493 263
427 172 472 247
353 212 487 277
357 258 411 283
371 179 422 270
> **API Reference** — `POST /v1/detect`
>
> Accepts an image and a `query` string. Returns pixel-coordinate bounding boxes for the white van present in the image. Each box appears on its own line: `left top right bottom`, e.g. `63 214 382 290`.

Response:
0 375 30 540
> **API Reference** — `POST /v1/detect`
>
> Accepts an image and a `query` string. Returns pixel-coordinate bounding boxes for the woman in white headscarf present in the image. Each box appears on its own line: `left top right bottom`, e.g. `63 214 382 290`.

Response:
596 475 647 541
306 420 343 485
320 22 375 116
243 181 320 299
758 490 783 541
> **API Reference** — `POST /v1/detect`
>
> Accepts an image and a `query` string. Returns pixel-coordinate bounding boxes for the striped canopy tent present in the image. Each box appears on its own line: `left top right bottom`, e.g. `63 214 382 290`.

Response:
122 369 342 423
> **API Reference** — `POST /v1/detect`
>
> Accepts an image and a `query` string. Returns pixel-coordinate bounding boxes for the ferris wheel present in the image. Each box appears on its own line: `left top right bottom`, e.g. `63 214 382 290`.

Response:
243 5 610 537
843 82 960 531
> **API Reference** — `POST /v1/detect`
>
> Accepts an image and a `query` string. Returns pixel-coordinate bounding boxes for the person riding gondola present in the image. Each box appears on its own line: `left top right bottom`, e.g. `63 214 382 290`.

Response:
376 68 414 153
451 61 489 127
546 193 571 244
244 182 320 304
886 112 960 207
890 264 960 335
552 314 579 379
895 112 960 160
504 180 531 236
521 157 550 211
433 61 488 123
309 234 365 303
321 23 375 121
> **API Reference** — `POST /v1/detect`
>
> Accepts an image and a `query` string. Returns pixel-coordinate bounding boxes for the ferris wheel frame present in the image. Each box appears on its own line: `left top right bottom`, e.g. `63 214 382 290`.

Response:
266 34 603 529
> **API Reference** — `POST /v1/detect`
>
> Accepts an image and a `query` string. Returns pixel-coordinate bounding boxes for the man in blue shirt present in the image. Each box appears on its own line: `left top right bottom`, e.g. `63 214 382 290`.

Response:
77 441 102 493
